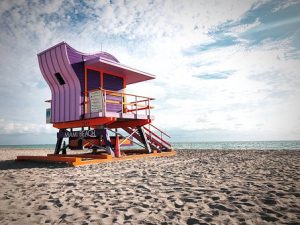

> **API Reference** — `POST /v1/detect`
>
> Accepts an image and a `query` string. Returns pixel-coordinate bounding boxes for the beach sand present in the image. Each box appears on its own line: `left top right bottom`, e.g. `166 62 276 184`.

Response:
0 149 299 224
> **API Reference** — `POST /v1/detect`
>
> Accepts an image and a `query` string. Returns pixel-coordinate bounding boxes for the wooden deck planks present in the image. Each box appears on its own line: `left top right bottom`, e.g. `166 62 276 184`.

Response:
16 151 176 167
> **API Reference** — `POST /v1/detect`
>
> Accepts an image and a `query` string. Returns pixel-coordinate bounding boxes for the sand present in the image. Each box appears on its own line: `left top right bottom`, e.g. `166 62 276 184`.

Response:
0 149 299 225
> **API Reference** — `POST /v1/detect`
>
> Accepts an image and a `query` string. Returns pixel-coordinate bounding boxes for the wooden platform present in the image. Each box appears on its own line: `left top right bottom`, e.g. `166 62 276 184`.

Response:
16 151 176 167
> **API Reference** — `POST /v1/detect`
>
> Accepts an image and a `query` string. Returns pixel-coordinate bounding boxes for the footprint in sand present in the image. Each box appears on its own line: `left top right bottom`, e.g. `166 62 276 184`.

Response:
211 196 220 201
227 196 236 202
186 217 202 225
165 210 180 219
259 212 279 222
38 205 49 210
261 197 277 206
208 203 235 212
127 207 145 215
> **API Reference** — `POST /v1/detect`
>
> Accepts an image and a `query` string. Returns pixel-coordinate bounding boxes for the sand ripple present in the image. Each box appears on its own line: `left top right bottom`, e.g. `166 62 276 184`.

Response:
0 149 299 224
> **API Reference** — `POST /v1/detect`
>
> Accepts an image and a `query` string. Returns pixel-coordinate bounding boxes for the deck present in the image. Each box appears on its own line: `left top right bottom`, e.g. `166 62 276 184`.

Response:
84 88 154 119
50 88 155 129
84 111 153 120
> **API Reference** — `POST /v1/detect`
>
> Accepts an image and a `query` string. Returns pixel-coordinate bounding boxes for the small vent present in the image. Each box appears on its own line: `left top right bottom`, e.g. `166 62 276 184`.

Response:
54 72 66 85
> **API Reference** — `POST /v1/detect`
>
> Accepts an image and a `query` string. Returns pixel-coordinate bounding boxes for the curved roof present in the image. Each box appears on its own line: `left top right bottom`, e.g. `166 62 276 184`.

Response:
38 41 119 63
65 42 120 64
38 42 155 85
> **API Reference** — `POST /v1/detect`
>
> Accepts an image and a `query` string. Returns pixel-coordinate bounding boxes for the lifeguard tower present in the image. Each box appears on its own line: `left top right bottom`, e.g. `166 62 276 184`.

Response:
17 42 175 166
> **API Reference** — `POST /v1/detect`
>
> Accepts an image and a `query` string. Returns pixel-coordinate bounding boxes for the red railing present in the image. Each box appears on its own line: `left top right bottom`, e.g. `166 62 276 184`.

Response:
86 88 155 117
144 124 171 148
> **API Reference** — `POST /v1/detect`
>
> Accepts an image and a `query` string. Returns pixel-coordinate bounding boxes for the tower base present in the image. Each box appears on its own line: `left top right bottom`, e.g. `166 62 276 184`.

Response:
16 150 176 167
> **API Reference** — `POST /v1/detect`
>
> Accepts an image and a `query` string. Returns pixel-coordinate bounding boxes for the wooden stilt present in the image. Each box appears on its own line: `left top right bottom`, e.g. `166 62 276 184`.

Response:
62 141 67 155
103 128 115 157
54 129 65 154
115 134 120 157
137 126 151 153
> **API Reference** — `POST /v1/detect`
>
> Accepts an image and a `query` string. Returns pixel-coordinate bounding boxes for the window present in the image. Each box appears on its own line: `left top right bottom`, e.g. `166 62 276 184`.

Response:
103 73 124 91
54 72 66 85
87 69 100 91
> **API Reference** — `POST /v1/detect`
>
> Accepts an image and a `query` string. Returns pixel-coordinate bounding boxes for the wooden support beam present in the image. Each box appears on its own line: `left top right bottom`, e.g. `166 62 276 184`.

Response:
137 126 151 154
104 129 115 157
54 129 64 154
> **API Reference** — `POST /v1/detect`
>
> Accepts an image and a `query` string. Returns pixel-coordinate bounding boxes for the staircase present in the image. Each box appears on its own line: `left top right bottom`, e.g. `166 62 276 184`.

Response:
123 124 172 152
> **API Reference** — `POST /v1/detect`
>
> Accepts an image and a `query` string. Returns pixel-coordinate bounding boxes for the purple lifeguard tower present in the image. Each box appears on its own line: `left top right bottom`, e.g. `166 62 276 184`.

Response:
17 42 175 166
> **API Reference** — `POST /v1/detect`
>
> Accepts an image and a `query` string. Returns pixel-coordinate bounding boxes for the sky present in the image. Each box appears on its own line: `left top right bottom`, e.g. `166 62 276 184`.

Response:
0 0 300 144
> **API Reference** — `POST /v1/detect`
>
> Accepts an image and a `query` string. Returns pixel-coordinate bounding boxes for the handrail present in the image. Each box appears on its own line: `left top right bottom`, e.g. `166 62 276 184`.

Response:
126 99 152 105
144 127 171 147
87 88 155 100
126 106 153 113
144 123 171 149
86 99 150 109
149 124 171 138
86 88 154 117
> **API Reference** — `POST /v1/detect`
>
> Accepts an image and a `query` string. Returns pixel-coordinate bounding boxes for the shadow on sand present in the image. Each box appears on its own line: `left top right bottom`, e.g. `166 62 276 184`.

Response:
0 160 69 170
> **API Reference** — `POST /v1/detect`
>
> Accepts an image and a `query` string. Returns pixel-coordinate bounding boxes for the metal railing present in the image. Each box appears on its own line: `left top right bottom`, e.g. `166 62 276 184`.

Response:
144 123 171 148
86 88 155 117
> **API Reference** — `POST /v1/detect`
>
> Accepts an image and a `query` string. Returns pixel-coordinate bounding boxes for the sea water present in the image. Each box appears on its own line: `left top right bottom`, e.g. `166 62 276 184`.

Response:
0 141 299 150
171 141 300 150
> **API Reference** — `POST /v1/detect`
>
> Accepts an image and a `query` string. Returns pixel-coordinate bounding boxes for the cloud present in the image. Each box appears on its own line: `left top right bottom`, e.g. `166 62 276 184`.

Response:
0 118 55 135
272 0 299 12
194 71 235 80
0 0 299 144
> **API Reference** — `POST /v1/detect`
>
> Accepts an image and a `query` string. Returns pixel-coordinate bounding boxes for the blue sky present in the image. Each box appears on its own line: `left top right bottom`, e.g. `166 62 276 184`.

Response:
0 0 299 144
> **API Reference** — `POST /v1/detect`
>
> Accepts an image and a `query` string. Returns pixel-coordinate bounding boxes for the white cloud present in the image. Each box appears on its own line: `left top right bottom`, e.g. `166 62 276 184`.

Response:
227 18 261 38
136 34 300 141
0 118 56 135
0 0 299 143
272 0 299 12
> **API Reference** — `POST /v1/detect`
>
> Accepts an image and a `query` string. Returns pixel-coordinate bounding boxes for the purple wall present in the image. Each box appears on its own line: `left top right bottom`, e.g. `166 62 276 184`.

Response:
106 94 123 113
38 43 81 123
38 42 123 122
71 62 85 93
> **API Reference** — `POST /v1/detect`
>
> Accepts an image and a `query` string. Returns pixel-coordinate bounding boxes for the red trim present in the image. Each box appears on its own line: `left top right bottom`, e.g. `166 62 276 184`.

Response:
85 66 125 81
85 65 126 90
126 106 152 113
53 117 116 129
107 119 151 129
147 135 171 148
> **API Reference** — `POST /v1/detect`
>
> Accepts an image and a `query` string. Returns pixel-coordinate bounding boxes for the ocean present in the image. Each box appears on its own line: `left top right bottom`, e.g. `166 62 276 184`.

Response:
171 141 300 150
0 141 299 150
